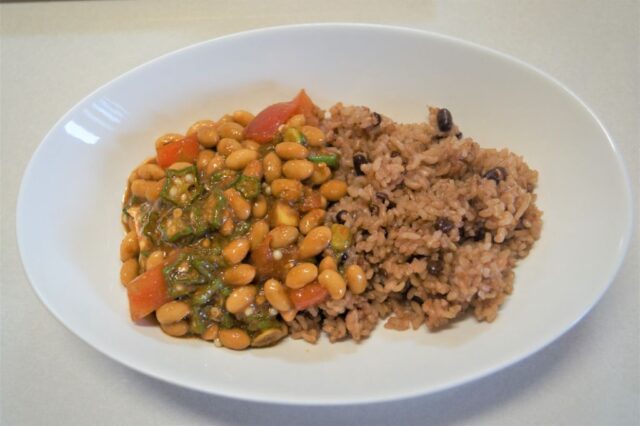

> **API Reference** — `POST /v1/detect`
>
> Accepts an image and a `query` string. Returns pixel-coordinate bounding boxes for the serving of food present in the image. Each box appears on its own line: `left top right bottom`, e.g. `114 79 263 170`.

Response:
119 90 542 350
18 23 631 402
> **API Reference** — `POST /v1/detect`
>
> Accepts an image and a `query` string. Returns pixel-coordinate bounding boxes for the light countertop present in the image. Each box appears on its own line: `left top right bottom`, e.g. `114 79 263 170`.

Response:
1 1 638 425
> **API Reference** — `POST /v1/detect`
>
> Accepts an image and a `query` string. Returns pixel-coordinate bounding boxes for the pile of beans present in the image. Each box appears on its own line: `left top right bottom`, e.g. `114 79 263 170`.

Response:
120 108 368 350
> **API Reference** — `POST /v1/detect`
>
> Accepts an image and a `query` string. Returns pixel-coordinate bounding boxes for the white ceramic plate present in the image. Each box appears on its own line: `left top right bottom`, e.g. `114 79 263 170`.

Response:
17 24 632 405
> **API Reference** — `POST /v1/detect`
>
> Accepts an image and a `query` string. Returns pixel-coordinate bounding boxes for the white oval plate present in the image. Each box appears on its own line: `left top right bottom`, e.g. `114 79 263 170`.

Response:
17 24 632 405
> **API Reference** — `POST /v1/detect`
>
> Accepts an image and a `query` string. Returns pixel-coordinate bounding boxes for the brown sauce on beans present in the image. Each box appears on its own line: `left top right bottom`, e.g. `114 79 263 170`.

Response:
120 104 353 349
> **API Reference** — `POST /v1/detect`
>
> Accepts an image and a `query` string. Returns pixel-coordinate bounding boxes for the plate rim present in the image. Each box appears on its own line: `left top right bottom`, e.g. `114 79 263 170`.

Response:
16 22 634 405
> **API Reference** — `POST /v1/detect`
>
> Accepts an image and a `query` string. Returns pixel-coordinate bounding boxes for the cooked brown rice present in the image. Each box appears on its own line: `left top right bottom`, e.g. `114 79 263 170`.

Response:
287 104 542 343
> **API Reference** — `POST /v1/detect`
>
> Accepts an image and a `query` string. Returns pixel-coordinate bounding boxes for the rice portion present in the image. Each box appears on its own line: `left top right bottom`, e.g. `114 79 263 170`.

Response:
287 104 542 342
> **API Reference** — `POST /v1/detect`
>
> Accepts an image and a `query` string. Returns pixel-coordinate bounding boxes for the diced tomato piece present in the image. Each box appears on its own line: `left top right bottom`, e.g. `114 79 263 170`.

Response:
295 89 319 126
126 265 171 321
156 135 200 168
244 90 317 143
289 282 329 310
244 101 298 143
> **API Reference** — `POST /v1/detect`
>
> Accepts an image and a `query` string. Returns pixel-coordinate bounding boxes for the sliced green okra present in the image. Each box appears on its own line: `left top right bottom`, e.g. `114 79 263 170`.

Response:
245 311 281 332
189 306 207 335
308 153 340 169
158 211 193 243
162 253 209 297
190 189 226 236
211 169 239 189
234 175 261 200
231 221 251 238
161 165 201 207
141 210 161 244
219 312 236 329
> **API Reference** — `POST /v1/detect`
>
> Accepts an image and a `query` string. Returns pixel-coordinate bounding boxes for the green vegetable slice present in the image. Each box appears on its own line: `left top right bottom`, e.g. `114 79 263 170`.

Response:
308 153 340 169
283 127 307 145
141 210 160 244
219 312 236 329
211 169 239 189
231 221 251 238
234 175 261 200
330 223 351 253
189 306 207 335
162 254 206 297
158 212 193 243
190 189 226 236
245 311 282 332
161 165 201 207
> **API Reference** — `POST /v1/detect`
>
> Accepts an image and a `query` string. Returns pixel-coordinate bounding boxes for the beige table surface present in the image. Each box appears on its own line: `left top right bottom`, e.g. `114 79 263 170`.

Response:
1 1 638 425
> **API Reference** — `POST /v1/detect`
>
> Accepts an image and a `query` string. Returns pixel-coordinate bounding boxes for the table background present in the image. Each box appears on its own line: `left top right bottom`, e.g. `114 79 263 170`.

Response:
1 1 638 425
